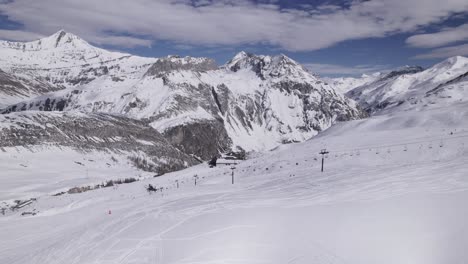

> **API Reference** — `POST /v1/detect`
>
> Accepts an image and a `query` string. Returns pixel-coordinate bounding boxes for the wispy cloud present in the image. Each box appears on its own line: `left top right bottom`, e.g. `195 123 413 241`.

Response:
412 43 468 59
0 29 44 41
91 35 152 48
406 24 468 48
304 63 389 77
0 0 467 50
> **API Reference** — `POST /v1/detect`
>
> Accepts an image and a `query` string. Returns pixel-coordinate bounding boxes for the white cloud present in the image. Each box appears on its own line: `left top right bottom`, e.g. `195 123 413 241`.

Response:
0 0 467 50
304 63 389 77
89 35 152 48
406 24 468 48
0 29 44 41
412 43 468 59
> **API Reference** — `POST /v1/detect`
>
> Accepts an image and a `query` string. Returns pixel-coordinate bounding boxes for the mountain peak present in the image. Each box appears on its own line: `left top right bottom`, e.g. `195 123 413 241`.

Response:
442 56 468 65
270 53 303 69
51 30 69 47
51 29 67 36
225 51 260 72
225 51 309 80
421 56 468 76
0 30 94 52
233 51 250 59
382 65 424 80
227 51 257 66
41 30 89 49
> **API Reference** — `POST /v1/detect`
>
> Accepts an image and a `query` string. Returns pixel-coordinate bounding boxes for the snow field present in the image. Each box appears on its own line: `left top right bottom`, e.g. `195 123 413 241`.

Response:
1 103 468 263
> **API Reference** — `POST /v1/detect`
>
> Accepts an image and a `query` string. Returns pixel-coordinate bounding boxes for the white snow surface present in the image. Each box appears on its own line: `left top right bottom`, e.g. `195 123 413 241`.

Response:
0 146 153 202
1 101 468 263
326 72 382 94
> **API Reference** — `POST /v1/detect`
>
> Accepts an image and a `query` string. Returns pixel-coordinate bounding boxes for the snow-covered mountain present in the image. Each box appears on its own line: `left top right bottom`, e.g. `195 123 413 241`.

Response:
0 31 198 179
0 30 156 107
325 72 383 94
0 30 158 73
346 59 468 114
0 31 366 160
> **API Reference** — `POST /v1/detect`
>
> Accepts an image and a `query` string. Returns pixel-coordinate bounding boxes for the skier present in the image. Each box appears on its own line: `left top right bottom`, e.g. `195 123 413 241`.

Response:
208 156 218 168
146 184 157 193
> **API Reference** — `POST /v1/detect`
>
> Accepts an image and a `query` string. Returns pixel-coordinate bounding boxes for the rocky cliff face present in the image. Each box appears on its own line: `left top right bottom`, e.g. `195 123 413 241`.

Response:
143 52 366 157
0 31 366 161
0 69 60 108
145 56 218 77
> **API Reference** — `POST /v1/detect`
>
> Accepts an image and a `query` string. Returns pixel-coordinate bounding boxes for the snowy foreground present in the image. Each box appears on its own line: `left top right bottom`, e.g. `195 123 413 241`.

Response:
1 104 468 264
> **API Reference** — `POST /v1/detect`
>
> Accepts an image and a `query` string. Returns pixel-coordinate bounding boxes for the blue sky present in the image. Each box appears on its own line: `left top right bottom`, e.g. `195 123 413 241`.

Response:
0 0 467 77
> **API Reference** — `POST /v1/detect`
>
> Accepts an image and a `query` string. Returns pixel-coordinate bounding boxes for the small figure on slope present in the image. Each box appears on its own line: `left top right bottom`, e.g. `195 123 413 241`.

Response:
208 156 218 168
146 184 157 193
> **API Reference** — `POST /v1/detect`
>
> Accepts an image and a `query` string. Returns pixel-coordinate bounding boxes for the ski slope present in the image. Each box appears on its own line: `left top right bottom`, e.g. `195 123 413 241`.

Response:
0 146 155 202
1 103 468 264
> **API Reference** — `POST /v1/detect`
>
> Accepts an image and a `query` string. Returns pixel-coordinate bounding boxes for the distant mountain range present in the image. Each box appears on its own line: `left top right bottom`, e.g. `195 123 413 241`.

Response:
0 31 365 162
1 30 467 175
332 59 468 114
